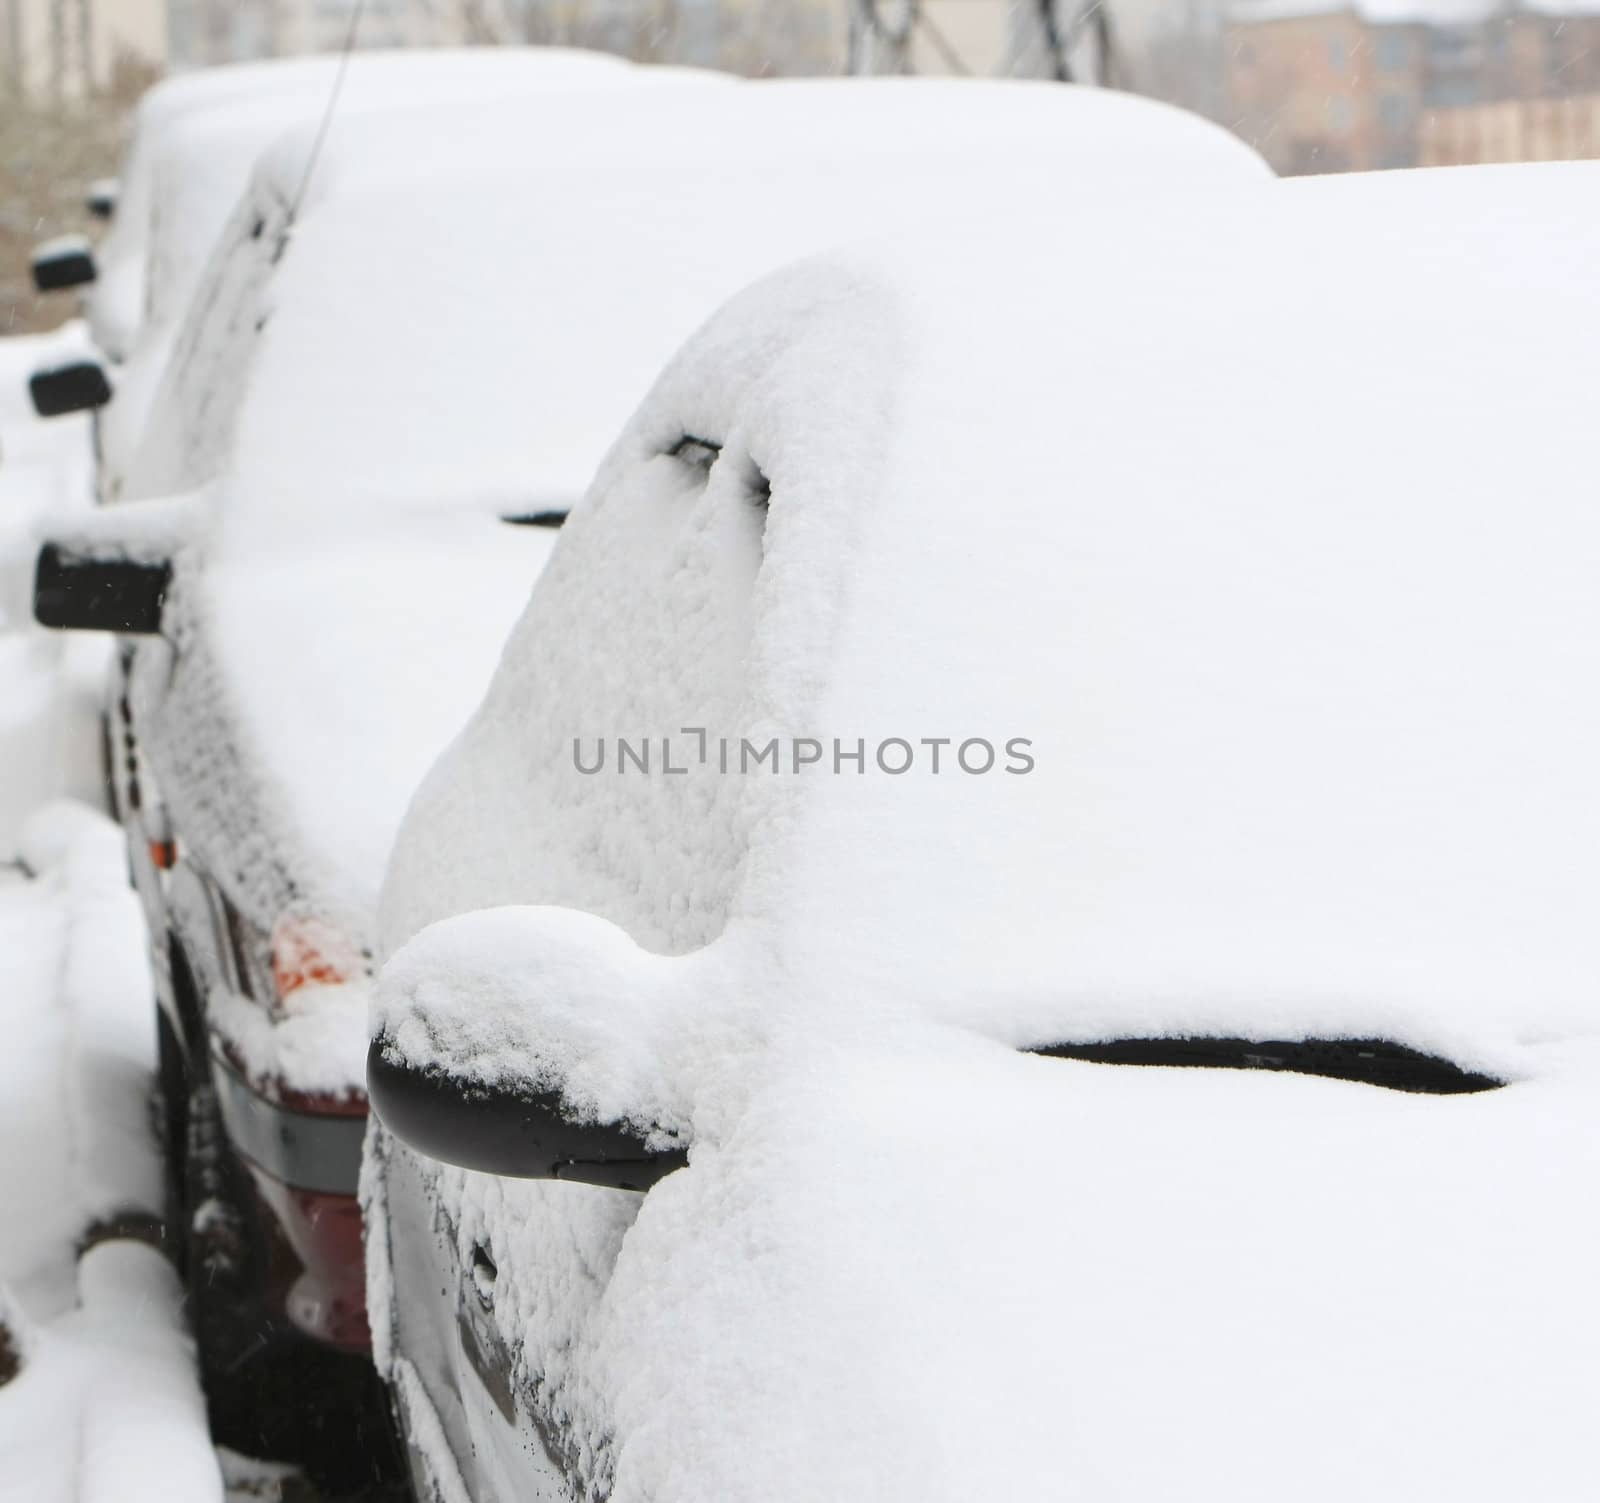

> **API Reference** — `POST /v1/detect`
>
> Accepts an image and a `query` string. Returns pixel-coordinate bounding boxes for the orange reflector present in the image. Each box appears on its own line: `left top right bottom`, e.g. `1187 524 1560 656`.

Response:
149 839 176 870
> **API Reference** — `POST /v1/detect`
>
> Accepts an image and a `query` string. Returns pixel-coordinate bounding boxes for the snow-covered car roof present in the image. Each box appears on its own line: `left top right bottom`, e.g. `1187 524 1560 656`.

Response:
88 47 634 361
91 49 660 497
385 157 1600 1081
371 158 1600 1503
232 78 1269 519
136 78 1270 956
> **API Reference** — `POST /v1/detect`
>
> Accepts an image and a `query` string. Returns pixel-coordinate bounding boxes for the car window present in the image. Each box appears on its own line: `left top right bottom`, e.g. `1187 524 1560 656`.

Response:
122 181 290 502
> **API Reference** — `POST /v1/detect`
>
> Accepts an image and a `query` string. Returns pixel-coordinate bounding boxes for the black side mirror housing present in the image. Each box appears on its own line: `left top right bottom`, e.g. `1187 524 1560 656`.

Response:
34 542 170 635
86 179 118 221
31 239 97 292
29 361 112 418
368 1038 687 1191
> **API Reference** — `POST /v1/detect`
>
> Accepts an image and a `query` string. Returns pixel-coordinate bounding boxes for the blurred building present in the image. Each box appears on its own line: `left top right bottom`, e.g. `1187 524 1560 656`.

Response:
904 0 1005 74
1420 90 1600 160
1224 1 1600 172
849 0 1116 79
164 0 836 73
0 0 165 99
167 0 466 67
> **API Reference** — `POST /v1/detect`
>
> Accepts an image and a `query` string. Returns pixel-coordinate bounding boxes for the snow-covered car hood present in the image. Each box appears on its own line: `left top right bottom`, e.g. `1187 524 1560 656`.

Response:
375 905 1600 1500
413 1023 1600 1503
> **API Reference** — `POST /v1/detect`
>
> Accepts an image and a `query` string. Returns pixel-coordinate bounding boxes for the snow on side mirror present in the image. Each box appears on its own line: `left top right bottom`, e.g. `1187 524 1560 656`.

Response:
30 235 97 293
33 492 198 635
367 1046 686 1190
86 179 118 221
368 907 695 1189
34 543 170 635
29 360 111 418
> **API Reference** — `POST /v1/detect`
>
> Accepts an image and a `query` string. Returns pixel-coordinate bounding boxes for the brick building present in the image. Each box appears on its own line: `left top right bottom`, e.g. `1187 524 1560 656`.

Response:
1224 2 1600 173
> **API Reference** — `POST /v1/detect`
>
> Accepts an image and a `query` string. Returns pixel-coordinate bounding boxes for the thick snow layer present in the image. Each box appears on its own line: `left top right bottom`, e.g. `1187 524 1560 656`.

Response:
131 78 1267 965
139 49 644 341
209 979 371 1100
2 1241 222 1503
93 47 653 494
0 802 216 1503
232 79 1265 524
30 232 92 263
377 908 743 1134
7 802 164 1282
46 489 201 564
623 1033 1600 1502
88 48 634 360
372 1024 1600 1503
373 161 1600 1499
0 631 115 859
388 160 1600 1079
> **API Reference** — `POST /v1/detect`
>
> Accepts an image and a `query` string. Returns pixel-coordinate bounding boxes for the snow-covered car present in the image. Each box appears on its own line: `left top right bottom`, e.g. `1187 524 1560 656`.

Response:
31 77 1268 1487
93 46 636 361
26 46 642 498
369 159 1600 1503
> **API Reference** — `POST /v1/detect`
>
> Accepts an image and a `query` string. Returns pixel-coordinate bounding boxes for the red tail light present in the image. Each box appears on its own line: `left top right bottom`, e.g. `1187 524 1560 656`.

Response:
248 1168 371 1350
211 914 373 1352
271 915 363 1001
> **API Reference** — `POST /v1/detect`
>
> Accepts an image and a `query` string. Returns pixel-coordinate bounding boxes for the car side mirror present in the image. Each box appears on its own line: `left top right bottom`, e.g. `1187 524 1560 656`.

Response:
34 542 170 635
367 1042 686 1190
30 360 112 418
33 493 196 635
369 906 708 1189
31 236 97 292
86 179 118 221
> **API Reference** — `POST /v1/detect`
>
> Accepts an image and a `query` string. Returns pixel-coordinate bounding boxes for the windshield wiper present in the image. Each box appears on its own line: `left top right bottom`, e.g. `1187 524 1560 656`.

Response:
1031 1036 1501 1095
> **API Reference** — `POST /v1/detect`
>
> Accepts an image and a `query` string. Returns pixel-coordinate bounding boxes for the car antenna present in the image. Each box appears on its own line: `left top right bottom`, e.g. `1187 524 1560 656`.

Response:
287 0 368 225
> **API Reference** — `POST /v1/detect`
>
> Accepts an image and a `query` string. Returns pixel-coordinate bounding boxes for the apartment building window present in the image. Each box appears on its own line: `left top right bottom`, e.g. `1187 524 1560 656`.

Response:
1379 93 1412 129
1427 27 1477 69
1329 37 1348 69
1328 96 1355 131
1425 75 1480 107
1377 33 1410 71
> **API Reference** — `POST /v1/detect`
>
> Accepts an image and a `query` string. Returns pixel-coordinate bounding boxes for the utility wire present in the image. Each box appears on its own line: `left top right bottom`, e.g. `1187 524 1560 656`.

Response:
288 0 368 224
917 8 973 76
